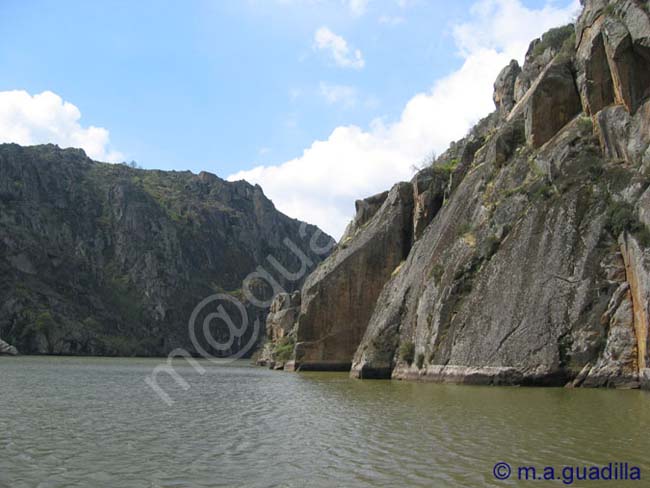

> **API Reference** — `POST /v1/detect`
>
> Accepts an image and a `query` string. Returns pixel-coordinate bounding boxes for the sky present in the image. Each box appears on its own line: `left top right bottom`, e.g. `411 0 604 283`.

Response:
0 0 580 239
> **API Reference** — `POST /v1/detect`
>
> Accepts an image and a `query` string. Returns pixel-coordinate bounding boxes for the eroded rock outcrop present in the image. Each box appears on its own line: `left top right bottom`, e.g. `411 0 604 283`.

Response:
267 0 650 389
494 60 521 118
353 115 614 383
266 292 301 342
576 0 650 164
0 338 18 356
514 24 575 103
290 183 414 371
594 100 650 163
508 53 582 148
524 60 583 148
350 0 650 387
256 292 301 369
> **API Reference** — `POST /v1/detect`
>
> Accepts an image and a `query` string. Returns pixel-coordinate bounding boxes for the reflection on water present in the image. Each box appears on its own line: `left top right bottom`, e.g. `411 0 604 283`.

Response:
1 356 649 487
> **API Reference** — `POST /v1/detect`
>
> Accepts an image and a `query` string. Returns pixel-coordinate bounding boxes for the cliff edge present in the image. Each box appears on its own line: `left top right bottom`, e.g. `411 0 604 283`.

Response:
263 0 650 389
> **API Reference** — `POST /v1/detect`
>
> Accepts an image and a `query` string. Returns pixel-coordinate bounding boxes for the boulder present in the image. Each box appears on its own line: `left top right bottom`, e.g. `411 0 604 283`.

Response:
594 103 633 160
265 291 301 342
412 168 448 241
0 338 18 356
514 24 575 103
493 60 521 118
523 60 582 148
594 99 650 163
353 191 389 228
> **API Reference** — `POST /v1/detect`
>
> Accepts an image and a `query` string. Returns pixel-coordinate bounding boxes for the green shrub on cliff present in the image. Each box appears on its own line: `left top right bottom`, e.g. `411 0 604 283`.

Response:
606 201 639 237
273 336 295 362
415 353 425 370
532 24 574 57
605 200 650 246
437 158 459 173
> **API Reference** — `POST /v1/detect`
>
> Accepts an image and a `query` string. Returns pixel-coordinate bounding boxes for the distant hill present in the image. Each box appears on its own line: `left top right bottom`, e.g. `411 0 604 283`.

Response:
0 144 333 356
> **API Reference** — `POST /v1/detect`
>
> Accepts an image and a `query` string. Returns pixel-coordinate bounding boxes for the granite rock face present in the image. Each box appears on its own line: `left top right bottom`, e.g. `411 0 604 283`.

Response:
292 183 414 371
269 0 650 389
522 60 583 148
0 144 333 357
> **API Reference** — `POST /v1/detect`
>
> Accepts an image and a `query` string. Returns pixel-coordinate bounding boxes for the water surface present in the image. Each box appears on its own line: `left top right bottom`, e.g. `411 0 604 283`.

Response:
1 356 649 487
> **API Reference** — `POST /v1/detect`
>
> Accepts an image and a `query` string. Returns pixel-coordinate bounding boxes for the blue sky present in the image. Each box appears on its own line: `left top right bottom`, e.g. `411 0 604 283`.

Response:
0 0 579 237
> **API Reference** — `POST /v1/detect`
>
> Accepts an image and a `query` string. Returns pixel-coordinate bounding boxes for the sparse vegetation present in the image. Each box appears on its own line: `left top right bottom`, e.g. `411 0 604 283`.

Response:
480 234 501 261
415 353 425 370
399 341 415 365
411 151 438 174
530 180 554 200
605 200 650 245
430 264 445 285
556 31 577 63
585 159 604 181
0 144 326 358
453 255 484 297
577 115 593 133
558 334 573 369
603 165 633 192
606 201 636 237
603 3 616 16
272 336 295 362
437 158 460 173
122 160 142 169
457 222 473 237
532 24 575 58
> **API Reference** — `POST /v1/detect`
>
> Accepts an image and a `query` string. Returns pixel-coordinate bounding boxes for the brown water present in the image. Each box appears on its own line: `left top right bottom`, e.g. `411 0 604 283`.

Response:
1 356 649 487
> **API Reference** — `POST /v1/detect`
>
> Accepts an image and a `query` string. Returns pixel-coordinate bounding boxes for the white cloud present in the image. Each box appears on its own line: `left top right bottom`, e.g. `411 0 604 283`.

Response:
453 0 580 57
0 90 123 163
314 27 365 69
319 82 357 108
230 0 579 240
344 0 369 16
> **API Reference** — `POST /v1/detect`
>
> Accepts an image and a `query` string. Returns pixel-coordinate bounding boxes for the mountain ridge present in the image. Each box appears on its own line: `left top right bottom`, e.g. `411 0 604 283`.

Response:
0 143 334 356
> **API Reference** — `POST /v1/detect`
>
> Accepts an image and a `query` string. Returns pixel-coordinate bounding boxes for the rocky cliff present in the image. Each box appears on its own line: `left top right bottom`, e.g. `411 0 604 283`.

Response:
0 144 333 356
263 0 650 389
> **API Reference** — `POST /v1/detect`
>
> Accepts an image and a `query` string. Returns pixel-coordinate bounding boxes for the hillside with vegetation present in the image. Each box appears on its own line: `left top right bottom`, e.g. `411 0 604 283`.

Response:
0 144 333 356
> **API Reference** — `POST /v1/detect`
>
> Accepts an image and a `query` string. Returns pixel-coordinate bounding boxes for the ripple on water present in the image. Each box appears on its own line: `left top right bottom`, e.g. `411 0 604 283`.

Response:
1 357 650 487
